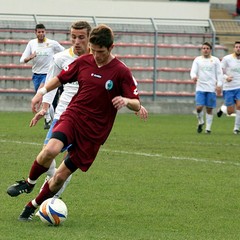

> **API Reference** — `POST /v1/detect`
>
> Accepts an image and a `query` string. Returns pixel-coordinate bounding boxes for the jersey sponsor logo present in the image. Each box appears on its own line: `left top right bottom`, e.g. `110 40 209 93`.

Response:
91 73 102 79
105 80 113 90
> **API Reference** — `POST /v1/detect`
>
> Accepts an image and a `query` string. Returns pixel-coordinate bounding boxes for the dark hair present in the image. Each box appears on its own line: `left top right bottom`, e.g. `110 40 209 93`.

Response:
89 24 114 49
235 41 240 45
202 42 212 49
71 21 92 36
35 23 46 30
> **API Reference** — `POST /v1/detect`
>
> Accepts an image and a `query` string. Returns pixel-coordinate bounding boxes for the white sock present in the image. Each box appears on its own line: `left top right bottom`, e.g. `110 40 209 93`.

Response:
39 160 56 193
206 113 213 131
234 110 240 130
31 199 39 208
46 160 56 177
197 111 204 124
49 105 55 120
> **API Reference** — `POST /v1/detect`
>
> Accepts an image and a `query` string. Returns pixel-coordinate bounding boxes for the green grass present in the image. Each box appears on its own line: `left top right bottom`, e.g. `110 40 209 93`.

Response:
1 111 240 240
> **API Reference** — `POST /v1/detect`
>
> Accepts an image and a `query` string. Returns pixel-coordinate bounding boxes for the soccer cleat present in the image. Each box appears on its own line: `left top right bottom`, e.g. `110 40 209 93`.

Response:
44 119 51 130
233 129 240 135
197 123 204 133
7 180 34 197
217 109 223 118
205 130 211 134
18 205 36 221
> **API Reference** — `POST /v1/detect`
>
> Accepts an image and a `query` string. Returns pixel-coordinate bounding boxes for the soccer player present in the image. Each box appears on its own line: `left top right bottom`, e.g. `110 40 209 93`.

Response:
220 41 240 134
190 42 223 134
20 23 65 129
9 24 148 221
7 21 92 198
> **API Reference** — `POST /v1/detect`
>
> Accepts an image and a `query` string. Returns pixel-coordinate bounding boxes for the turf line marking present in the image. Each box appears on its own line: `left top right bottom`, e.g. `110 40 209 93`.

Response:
100 149 240 167
1 139 240 167
0 139 42 146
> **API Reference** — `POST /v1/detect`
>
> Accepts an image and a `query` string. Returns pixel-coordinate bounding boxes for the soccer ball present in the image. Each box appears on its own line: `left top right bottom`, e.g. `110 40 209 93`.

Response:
37 198 68 226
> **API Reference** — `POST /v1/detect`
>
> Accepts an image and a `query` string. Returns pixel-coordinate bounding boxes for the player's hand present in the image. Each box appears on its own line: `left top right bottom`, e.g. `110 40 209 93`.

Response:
29 109 46 127
226 76 233 82
135 105 148 121
192 77 198 83
31 93 43 113
216 86 222 96
112 96 128 110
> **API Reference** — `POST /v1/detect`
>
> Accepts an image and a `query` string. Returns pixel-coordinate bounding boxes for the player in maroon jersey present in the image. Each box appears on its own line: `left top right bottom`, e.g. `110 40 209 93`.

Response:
13 24 148 221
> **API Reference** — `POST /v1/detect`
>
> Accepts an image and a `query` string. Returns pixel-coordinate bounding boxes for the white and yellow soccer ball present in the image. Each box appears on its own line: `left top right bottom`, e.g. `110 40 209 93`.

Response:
37 198 68 226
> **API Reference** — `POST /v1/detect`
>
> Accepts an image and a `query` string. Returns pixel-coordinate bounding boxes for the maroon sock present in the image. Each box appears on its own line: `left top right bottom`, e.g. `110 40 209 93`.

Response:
28 160 48 184
35 181 55 206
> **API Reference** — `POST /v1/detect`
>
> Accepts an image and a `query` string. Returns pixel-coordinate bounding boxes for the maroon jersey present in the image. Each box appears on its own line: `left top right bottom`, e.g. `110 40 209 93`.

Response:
57 54 139 145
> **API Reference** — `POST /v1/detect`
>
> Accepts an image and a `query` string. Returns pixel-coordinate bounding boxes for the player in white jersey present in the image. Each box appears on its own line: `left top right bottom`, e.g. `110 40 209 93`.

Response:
220 41 240 134
190 42 223 134
6 21 92 198
20 23 65 129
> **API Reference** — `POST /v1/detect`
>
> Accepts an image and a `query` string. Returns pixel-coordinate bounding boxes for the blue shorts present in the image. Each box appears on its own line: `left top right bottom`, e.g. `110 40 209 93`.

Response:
195 91 216 108
223 88 240 106
32 73 47 92
44 118 72 152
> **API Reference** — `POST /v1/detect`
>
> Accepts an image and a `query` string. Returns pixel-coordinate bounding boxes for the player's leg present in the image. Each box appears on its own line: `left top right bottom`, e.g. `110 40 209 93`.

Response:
205 92 216 134
38 75 52 130
39 152 73 199
38 119 59 193
53 152 73 198
222 90 238 133
195 91 205 133
32 73 42 92
233 96 240 134
7 138 64 197
18 156 76 221
205 108 213 133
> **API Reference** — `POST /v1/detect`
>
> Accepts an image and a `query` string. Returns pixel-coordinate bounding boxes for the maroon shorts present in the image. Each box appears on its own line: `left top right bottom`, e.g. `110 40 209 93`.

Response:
52 117 100 172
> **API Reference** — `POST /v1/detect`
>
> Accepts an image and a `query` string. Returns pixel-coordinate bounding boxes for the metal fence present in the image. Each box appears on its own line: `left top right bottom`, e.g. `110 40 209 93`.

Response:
0 13 217 101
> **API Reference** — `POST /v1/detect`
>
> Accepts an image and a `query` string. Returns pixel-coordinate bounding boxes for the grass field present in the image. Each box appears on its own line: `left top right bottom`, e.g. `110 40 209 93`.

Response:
1 111 240 240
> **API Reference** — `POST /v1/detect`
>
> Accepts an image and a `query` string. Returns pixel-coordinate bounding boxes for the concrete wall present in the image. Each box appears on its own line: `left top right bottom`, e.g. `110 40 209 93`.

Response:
1 0 210 19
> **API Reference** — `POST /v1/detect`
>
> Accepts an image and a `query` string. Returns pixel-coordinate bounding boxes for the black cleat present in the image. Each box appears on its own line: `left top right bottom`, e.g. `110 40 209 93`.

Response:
205 130 211 134
233 129 240 135
217 109 223 118
7 180 34 197
44 119 51 130
18 205 36 221
197 123 204 133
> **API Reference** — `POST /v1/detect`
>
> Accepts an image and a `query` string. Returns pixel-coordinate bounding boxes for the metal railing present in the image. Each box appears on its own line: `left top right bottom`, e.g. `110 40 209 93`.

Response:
0 13 216 100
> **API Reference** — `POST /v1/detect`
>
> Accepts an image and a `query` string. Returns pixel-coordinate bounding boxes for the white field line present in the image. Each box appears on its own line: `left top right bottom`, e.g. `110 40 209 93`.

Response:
1 139 240 167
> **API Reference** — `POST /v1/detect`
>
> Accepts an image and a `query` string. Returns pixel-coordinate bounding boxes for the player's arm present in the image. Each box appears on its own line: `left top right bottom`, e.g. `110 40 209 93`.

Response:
20 42 36 63
135 105 148 121
112 96 148 121
190 58 198 82
31 76 61 113
221 58 233 82
112 96 140 111
42 58 62 107
29 102 49 127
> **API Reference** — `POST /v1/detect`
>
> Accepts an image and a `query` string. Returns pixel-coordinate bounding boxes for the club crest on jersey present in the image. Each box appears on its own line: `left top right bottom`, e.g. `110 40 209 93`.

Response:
105 80 113 90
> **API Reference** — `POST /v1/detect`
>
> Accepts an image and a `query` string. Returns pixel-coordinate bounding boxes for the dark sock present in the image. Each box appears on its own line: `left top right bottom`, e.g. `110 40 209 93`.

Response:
28 160 48 185
35 181 55 206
